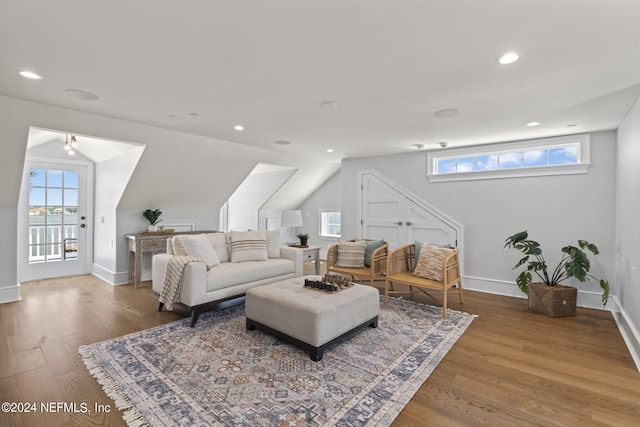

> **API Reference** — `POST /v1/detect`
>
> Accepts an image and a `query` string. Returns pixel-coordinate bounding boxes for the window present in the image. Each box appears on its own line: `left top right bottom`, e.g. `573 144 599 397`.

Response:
427 134 590 182
319 210 341 238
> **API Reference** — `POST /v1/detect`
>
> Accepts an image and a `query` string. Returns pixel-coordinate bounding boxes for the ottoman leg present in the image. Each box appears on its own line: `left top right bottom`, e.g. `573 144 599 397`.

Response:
246 318 256 330
310 347 324 362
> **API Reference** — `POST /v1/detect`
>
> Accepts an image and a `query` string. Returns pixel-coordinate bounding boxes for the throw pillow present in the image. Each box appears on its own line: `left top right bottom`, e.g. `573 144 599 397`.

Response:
206 232 230 263
183 234 220 269
265 230 281 258
230 230 268 262
412 243 454 282
336 240 367 268
171 235 188 256
411 241 453 271
364 239 385 267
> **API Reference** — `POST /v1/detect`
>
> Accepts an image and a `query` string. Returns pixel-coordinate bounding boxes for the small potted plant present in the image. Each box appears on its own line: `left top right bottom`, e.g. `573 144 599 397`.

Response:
504 230 609 317
297 233 309 246
143 209 163 231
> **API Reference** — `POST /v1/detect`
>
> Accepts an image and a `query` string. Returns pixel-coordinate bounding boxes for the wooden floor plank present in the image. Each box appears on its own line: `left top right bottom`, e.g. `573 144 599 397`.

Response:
0 268 638 426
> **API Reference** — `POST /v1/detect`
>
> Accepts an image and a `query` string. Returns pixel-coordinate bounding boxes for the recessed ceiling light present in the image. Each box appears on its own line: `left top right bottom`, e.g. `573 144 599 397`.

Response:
526 121 541 127
413 144 425 149
498 52 521 65
321 101 338 109
234 124 244 131
188 112 200 118
567 124 577 128
65 89 99 101
326 148 334 153
434 108 460 118
275 140 291 145
19 70 42 80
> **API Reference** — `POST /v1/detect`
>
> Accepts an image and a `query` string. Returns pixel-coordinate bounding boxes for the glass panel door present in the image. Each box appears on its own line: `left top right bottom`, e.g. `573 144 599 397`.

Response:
28 168 80 263
20 161 89 281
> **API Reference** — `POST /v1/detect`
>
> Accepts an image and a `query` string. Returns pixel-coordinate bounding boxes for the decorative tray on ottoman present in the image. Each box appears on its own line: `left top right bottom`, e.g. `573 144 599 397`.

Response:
304 274 354 293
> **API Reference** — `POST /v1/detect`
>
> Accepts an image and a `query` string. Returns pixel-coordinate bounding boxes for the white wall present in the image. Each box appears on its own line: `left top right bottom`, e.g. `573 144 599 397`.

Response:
614 96 640 367
341 131 617 308
297 172 341 258
0 95 338 299
227 169 296 231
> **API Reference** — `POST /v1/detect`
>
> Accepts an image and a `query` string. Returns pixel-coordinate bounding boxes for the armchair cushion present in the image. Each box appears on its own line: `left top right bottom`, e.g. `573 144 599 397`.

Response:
364 239 385 267
336 240 367 268
183 234 220 269
230 230 268 262
413 243 454 281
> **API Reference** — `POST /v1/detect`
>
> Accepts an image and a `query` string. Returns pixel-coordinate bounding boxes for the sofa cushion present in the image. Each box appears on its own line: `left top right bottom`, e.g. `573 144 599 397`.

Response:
413 243 454 281
183 234 220 269
206 259 294 292
336 240 367 268
206 232 230 263
230 230 268 262
266 230 281 258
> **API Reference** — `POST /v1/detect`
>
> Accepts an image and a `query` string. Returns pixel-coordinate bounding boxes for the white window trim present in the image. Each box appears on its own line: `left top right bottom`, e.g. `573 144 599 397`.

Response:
318 209 341 239
427 134 591 182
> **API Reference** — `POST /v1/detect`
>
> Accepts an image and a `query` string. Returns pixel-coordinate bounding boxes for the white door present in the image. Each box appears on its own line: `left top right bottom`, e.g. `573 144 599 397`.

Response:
360 170 460 249
19 161 91 281
361 175 405 248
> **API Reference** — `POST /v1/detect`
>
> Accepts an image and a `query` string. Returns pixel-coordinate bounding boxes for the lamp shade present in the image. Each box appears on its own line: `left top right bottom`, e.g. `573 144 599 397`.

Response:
280 210 303 228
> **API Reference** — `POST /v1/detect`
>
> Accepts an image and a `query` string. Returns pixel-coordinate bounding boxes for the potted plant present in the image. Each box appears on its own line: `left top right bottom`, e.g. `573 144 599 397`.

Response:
143 209 163 231
297 233 309 246
504 230 610 317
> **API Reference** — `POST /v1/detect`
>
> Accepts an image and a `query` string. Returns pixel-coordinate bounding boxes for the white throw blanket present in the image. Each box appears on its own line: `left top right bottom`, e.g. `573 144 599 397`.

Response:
159 255 202 310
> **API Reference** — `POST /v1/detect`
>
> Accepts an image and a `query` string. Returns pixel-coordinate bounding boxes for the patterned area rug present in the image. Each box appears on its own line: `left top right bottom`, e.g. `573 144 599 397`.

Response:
79 297 475 426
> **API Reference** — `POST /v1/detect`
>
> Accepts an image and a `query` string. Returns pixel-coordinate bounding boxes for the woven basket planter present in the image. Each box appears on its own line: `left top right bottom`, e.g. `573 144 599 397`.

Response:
528 282 577 317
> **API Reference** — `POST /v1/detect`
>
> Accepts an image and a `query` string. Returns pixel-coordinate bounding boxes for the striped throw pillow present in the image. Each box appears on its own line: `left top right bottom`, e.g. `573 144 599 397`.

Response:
230 231 268 263
412 243 454 281
336 240 367 268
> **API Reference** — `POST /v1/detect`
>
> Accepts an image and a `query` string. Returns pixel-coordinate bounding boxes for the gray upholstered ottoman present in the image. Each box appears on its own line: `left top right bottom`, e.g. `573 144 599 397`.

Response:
245 275 380 361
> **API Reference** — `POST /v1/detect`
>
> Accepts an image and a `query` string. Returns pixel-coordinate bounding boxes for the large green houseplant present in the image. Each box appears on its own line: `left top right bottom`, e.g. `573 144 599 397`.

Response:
504 231 609 315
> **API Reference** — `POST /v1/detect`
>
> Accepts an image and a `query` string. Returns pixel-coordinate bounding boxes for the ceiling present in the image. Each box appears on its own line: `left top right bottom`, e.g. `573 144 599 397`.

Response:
2 1 639 162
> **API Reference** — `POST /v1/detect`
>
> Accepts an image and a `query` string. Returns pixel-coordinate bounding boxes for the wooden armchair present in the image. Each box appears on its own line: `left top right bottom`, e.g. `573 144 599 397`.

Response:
327 240 388 287
385 243 463 319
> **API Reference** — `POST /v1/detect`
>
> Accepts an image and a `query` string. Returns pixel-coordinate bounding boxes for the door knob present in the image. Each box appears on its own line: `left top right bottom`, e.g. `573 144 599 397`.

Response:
394 221 403 226
80 224 86 228
406 221 413 226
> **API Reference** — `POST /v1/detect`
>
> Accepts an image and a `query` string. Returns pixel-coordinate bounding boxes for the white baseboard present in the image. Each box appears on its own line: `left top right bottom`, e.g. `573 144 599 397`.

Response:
463 276 610 311
610 296 640 372
0 283 22 304
92 264 130 286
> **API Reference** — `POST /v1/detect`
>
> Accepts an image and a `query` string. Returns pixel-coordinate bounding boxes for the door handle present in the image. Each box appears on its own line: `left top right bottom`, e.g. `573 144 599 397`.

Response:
394 221 403 226
406 221 413 226
80 224 86 228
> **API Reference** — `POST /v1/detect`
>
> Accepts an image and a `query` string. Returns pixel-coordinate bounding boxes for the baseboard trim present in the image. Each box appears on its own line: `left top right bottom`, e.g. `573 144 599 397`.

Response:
463 276 610 311
92 264 130 286
0 283 22 304
610 295 640 372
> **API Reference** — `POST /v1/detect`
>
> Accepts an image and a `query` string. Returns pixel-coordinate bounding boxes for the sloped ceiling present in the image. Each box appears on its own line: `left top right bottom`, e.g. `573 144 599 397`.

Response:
1 0 639 162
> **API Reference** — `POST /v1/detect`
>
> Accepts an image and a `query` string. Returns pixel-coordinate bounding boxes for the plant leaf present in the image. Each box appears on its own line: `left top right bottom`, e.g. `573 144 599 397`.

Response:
516 271 531 294
564 248 590 282
515 240 541 255
600 279 610 305
504 231 528 249
513 256 529 269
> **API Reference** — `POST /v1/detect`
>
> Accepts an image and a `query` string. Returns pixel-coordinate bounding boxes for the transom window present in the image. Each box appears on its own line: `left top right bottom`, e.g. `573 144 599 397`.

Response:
319 210 341 238
427 134 590 182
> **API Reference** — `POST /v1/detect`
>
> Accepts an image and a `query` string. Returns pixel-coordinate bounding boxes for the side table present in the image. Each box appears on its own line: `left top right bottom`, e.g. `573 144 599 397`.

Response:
289 245 321 275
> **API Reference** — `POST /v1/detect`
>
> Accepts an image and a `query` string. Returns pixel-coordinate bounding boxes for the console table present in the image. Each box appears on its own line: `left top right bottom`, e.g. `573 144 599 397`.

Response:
126 230 216 288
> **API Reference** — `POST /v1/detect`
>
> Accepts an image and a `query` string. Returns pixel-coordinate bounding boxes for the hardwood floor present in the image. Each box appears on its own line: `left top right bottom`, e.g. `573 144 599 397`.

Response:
1 265 638 426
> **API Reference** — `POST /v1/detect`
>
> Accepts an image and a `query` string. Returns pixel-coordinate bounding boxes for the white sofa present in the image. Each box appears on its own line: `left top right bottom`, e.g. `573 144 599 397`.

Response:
152 231 303 326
